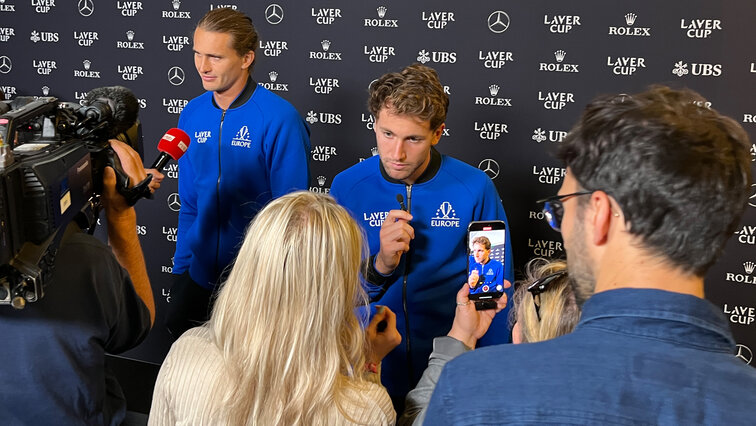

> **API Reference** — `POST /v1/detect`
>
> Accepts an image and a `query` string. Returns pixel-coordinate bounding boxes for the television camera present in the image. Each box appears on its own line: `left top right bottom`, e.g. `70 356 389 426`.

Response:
0 86 152 309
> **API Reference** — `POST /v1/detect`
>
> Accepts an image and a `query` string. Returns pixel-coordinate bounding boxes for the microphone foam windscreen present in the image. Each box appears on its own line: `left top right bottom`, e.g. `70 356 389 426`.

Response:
86 86 139 136
157 128 190 160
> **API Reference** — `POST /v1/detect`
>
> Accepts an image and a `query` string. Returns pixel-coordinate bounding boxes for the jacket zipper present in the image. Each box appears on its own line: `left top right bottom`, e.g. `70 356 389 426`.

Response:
402 183 413 385
215 109 226 281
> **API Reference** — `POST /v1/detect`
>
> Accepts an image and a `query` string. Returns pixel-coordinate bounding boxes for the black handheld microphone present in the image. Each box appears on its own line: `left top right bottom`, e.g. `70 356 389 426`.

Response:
396 194 407 211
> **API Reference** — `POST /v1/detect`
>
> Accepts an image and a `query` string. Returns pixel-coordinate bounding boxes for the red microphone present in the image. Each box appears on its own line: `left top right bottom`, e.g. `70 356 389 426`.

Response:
150 128 190 170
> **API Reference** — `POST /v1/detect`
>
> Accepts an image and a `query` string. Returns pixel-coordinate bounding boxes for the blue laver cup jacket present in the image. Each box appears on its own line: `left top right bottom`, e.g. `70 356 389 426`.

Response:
330 148 514 399
173 79 311 289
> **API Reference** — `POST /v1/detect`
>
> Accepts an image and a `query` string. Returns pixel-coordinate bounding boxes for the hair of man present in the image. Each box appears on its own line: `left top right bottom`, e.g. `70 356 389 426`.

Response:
558 85 752 276
471 235 491 251
196 7 258 64
367 63 449 131
510 258 580 343
208 191 374 424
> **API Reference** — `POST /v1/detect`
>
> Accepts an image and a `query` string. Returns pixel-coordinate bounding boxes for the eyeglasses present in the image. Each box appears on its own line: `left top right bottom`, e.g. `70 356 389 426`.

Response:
536 191 594 232
527 270 568 321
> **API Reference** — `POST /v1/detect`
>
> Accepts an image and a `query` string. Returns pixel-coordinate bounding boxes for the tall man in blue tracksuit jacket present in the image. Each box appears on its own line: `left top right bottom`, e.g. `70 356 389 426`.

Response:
330 64 514 406
166 8 310 337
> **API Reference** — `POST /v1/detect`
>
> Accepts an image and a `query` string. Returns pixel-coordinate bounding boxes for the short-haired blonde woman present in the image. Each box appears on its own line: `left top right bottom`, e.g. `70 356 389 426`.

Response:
149 192 401 425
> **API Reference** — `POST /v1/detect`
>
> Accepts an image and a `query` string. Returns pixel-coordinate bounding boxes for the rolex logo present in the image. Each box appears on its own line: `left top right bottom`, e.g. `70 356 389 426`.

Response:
172 0 180 10
625 13 637 26
127 30 134 41
745 261 756 274
269 71 278 82
554 50 566 63
83 59 91 70
371 147 378 156
321 39 331 51
317 175 326 186
42 85 50 96
377 6 387 18
489 84 500 97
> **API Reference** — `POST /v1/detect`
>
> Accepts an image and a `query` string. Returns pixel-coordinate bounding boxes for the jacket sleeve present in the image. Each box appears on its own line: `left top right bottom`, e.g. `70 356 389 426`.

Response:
400 337 470 426
173 116 197 275
265 108 311 197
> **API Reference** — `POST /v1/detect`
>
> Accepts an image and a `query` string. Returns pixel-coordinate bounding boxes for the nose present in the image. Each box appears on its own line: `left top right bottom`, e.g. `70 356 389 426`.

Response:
391 140 406 161
196 56 210 73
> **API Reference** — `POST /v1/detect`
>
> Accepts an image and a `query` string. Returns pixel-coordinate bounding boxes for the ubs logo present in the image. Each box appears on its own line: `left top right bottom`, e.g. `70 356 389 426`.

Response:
30 30 58 43
672 61 722 77
417 49 456 64
532 128 567 143
305 110 342 125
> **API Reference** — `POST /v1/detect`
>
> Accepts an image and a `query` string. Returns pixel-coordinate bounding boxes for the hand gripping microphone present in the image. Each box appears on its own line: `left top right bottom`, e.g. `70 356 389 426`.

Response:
150 128 190 170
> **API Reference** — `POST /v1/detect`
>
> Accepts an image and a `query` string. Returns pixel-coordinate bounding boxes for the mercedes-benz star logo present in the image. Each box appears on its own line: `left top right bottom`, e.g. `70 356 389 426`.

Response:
487 11 510 33
749 183 756 208
265 4 284 25
0 56 11 74
735 344 753 364
78 0 94 17
167 193 181 212
478 159 500 179
167 66 185 86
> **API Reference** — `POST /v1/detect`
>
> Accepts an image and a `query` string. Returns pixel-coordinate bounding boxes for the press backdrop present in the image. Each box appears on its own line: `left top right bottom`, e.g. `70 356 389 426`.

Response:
1 0 754 366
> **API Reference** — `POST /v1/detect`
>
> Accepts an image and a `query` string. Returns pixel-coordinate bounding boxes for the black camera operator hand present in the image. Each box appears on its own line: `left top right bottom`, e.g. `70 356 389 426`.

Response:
102 139 157 325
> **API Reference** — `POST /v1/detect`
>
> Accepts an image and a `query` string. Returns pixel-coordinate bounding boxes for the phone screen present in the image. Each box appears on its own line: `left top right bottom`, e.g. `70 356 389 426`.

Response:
467 221 506 300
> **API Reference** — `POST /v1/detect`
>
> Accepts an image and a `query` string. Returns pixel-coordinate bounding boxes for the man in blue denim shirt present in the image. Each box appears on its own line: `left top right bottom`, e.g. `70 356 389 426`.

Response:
426 86 756 425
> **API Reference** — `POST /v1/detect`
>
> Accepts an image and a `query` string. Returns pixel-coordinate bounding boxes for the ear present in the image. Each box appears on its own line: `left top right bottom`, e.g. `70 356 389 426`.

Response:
590 191 613 246
431 123 445 146
242 51 255 70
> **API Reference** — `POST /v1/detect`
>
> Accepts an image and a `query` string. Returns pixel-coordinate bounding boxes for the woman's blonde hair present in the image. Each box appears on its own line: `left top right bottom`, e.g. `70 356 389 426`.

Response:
208 191 371 424
510 258 580 343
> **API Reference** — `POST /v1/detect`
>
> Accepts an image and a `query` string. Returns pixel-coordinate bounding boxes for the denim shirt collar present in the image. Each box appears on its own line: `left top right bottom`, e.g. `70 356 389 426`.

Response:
578 288 735 352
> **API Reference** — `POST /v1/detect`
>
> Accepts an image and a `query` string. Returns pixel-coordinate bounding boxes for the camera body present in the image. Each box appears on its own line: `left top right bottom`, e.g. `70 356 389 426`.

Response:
0 92 144 308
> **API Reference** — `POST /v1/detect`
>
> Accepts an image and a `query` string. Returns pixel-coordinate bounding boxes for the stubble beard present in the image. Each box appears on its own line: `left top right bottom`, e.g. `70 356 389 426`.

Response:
566 207 597 307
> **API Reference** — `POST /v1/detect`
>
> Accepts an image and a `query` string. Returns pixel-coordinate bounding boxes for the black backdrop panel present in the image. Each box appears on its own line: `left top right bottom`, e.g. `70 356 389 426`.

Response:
1 0 754 366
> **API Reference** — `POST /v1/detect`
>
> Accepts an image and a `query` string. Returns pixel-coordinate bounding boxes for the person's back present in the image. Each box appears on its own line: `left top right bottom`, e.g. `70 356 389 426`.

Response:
430 288 756 425
151 192 400 425
426 86 756 424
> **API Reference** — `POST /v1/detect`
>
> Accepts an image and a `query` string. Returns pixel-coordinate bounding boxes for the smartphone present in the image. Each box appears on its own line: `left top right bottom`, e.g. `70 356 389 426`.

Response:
466 220 506 304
